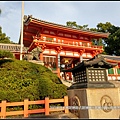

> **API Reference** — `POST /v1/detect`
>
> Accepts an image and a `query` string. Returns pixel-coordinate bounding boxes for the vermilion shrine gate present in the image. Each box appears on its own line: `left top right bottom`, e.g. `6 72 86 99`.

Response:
21 15 119 80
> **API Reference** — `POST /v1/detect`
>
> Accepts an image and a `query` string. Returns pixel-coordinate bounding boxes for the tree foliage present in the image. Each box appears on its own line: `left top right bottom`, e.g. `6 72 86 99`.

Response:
0 9 14 44
66 21 89 30
0 27 14 44
96 22 120 55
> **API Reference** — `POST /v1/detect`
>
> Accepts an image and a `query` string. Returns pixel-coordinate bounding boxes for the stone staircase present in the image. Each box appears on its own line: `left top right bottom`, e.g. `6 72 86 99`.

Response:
61 79 74 87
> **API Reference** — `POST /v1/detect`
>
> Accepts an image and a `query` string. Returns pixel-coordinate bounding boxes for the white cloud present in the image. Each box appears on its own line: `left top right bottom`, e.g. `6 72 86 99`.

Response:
0 1 120 43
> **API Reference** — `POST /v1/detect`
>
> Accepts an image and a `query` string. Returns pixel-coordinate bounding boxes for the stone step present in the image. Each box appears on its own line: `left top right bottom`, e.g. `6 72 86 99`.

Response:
61 79 73 87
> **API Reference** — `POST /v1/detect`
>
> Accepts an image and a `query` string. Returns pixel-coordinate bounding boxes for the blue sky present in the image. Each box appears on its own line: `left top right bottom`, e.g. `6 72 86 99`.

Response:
0 1 120 43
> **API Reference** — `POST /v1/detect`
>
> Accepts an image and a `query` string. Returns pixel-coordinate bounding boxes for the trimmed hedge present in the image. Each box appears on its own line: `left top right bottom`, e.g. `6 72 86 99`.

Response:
0 50 14 58
0 59 67 103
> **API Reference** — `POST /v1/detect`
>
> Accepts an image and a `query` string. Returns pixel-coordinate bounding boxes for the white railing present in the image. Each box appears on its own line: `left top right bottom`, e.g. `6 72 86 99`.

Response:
41 37 103 50
108 74 120 81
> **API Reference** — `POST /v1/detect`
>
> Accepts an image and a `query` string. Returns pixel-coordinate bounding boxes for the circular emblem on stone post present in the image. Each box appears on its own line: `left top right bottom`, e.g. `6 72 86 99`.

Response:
72 95 80 117
100 95 113 112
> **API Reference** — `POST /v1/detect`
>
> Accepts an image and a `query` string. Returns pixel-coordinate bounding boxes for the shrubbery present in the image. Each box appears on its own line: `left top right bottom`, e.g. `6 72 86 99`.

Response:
0 50 14 58
0 58 68 114
0 59 67 103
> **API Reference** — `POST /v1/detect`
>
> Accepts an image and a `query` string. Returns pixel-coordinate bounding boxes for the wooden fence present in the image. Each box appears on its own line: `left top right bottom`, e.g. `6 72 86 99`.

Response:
0 96 69 118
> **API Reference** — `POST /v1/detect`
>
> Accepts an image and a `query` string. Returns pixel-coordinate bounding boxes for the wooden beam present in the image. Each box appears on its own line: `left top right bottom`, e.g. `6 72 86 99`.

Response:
24 32 35 36
28 24 41 31
23 38 33 42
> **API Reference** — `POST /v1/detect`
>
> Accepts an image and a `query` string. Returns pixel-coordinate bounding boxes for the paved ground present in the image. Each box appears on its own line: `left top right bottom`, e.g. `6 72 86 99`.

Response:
27 112 78 119
109 80 120 88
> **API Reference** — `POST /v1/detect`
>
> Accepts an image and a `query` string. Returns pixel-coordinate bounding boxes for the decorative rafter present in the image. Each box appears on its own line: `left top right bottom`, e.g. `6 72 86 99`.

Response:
55 46 63 54
79 49 85 56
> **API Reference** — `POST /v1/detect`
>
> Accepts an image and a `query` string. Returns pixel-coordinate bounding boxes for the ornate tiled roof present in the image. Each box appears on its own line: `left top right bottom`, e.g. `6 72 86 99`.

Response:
24 15 109 37
102 54 120 61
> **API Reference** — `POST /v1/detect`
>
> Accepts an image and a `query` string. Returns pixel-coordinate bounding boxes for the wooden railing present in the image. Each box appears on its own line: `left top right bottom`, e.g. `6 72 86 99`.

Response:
0 96 69 118
0 43 28 53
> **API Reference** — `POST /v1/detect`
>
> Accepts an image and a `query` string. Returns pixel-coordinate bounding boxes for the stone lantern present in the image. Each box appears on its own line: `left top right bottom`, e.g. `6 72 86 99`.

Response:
66 54 117 89
64 54 120 119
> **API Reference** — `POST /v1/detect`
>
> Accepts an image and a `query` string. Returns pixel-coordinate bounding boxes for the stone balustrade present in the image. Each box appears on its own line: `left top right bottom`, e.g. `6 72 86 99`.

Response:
0 43 28 52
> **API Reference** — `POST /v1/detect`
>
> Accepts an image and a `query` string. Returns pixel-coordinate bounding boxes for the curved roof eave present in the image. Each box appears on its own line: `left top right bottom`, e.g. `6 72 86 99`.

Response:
24 15 109 38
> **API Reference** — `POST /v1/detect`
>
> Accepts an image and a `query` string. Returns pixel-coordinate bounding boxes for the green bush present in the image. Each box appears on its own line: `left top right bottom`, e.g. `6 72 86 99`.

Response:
0 50 14 58
0 59 67 103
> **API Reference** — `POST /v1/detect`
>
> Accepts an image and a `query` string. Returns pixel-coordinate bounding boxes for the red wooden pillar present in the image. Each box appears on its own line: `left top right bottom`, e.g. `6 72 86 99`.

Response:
39 44 46 62
79 49 85 63
39 52 43 61
56 46 62 78
71 63 74 68
56 53 60 78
